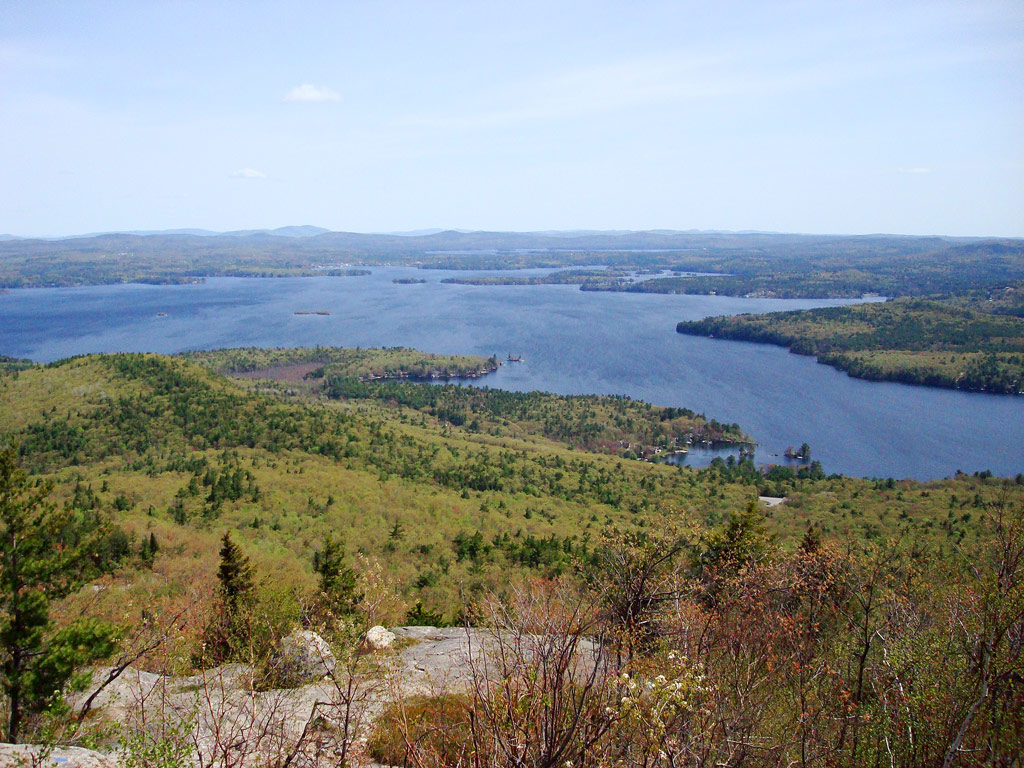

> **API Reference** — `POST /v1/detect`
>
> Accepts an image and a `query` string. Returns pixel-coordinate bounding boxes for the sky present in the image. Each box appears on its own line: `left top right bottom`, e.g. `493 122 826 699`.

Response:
1 0 1022 237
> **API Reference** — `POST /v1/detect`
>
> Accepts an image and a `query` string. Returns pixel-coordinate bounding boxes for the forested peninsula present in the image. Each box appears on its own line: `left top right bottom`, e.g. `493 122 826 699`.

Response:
182 345 500 381
677 298 1024 394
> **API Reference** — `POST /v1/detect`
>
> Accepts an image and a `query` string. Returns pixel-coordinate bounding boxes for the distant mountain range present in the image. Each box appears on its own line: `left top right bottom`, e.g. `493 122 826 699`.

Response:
0 228 1004 258
6 225 472 240
3 225 999 244
40 225 335 240
1 226 706 241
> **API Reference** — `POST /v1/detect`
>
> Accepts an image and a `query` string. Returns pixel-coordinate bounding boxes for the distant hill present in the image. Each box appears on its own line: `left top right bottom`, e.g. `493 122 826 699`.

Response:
384 228 450 236
18 225 334 240
3 226 1000 247
1 228 1021 292
63 228 222 239
222 225 332 238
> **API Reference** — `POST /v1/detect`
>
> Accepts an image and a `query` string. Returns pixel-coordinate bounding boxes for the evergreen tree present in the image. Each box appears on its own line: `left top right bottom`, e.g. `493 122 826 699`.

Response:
217 531 254 606
0 447 118 742
698 499 773 572
693 499 775 606
313 536 360 624
140 532 159 565
202 531 255 664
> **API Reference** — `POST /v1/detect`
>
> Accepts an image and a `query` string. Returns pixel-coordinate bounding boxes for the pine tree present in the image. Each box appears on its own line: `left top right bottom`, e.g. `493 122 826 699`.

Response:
140 532 159 565
698 499 773 573
1 447 118 741
202 531 256 664
313 536 360 625
693 499 775 606
217 531 254 606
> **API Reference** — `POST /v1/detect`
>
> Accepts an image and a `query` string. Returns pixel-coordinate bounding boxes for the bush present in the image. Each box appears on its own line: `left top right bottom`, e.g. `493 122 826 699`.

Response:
367 694 472 767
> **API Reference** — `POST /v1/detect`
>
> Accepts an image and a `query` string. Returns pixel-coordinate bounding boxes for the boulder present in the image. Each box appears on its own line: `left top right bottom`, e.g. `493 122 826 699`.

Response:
273 629 336 684
365 625 397 650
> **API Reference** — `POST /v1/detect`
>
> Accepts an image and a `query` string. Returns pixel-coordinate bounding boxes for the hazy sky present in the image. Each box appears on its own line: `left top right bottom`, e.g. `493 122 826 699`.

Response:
1 1 1022 237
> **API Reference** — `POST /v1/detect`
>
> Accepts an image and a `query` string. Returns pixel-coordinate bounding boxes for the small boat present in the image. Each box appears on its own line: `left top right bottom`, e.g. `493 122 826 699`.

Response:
507 354 523 362
156 312 167 317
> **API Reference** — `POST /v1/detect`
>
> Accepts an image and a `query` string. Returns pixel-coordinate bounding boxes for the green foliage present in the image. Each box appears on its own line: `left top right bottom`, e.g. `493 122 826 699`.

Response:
326 375 749 455
0 356 34 375
0 447 119 742
0 343 1021 764
366 515 1024 767
18 421 88 463
139 532 159 565
1 350 1021 629
312 535 361 625
33 618 119 703
183 345 498 381
704 454 826 497
119 712 195 768
441 268 615 287
405 601 447 627
694 499 774 580
679 298 1024 394
947 280 1024 317
201 532 256 665
217 531 254 604
367 694 472 767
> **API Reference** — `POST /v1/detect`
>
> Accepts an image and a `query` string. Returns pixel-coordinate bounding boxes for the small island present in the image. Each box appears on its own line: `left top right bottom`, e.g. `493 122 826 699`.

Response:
294 310 330 316
441 269 616 288
393 277 428 284
322 268 371 277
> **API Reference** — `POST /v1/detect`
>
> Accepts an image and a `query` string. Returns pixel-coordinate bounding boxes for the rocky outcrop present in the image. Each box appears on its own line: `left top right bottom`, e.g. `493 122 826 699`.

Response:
389 626 485 695
27 626 574 767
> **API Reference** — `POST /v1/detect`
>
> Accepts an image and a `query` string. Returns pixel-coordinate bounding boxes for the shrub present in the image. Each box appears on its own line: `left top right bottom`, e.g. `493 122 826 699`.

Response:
367 694 472 767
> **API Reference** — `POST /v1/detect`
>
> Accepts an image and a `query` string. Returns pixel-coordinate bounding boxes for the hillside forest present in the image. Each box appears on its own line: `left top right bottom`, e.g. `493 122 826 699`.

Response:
0 347 1021 766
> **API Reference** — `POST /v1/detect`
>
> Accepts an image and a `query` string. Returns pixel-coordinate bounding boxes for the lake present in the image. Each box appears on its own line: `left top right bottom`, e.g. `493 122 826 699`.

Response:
1 268 1021 480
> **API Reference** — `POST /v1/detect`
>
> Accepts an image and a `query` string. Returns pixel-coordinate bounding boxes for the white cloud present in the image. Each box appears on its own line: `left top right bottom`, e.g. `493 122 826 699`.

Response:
230 168 266 179
282 84 340 103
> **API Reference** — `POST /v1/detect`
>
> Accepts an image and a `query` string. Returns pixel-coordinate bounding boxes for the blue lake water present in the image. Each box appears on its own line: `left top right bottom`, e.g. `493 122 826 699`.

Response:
1 268 1021 480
